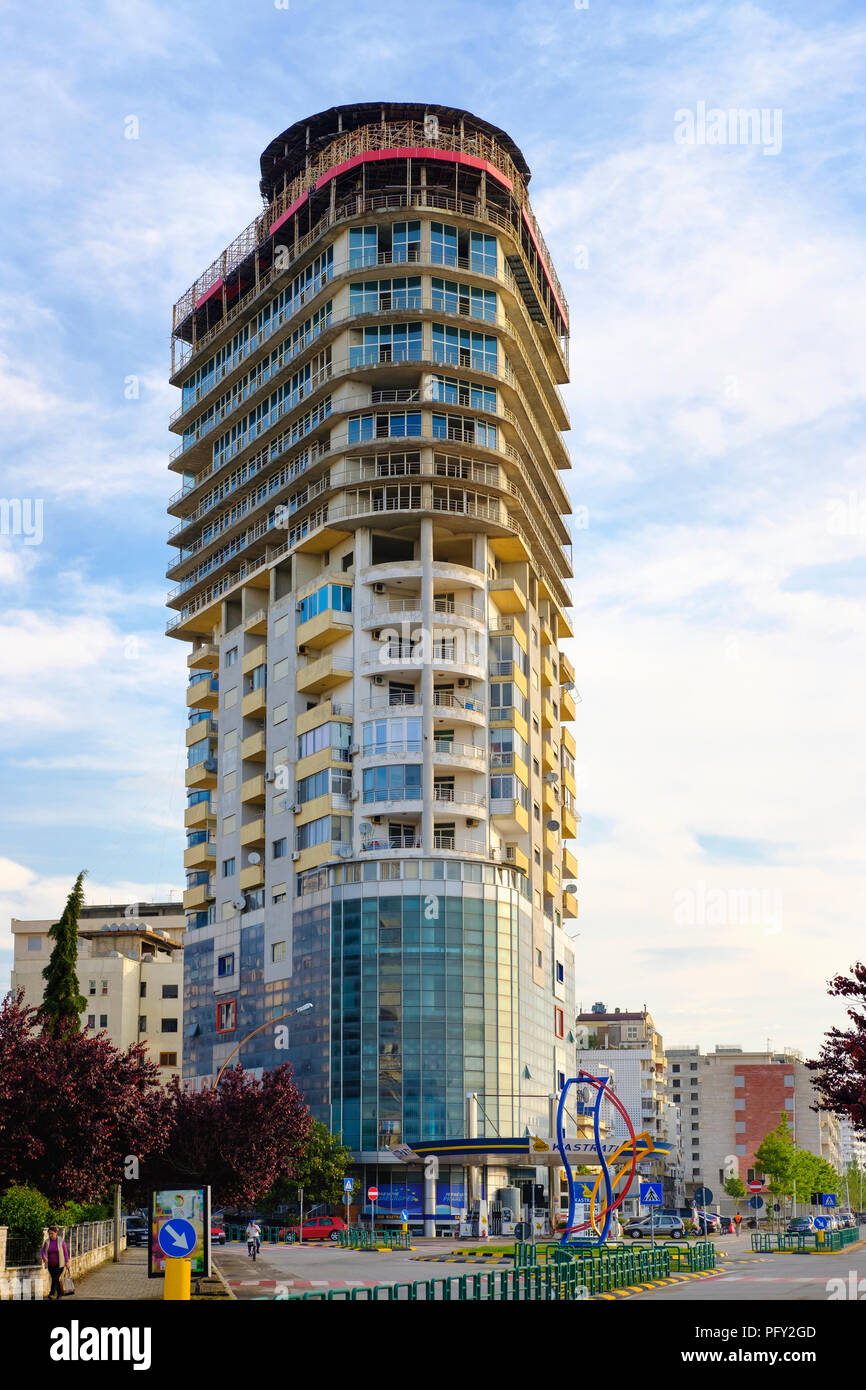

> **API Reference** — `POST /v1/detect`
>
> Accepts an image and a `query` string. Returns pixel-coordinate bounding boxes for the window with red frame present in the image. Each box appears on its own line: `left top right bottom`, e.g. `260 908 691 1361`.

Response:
554 1006 564 1038
216 1000 237 1033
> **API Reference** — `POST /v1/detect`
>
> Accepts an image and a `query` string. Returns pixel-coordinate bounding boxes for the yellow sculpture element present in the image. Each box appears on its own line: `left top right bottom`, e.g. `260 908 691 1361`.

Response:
531 1135 549 1152
588 1130 660 1236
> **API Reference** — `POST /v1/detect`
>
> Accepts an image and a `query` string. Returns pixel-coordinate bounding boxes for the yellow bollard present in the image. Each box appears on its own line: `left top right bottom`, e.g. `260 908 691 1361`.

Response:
164 1257 192 1300
402 1222 408 1235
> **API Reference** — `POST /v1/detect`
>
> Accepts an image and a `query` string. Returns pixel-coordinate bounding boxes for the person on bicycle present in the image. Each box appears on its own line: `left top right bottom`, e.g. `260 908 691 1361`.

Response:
246 1219 261 1255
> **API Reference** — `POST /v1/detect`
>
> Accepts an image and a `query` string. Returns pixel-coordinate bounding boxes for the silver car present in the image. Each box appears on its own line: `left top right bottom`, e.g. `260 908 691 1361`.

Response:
625 1214 685 1239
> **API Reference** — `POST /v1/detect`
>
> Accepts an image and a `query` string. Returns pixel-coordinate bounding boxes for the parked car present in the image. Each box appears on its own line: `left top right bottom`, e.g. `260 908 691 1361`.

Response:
285 1214 347 1243
786 1216 816 1235
717 1215 734 1234
211 1223 226 1245
624 1214 685 1239
124 1217 149 1247
692 1212 721 1234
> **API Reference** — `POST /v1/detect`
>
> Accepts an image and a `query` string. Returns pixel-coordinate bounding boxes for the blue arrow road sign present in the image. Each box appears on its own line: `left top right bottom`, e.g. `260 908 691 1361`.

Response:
640 1182 663 1205
157 1218 198 1258
693 1186 714 1206
401 1210 409 1221
822 1194 837 1207
747 1195 764 1209
814 1216 828 1230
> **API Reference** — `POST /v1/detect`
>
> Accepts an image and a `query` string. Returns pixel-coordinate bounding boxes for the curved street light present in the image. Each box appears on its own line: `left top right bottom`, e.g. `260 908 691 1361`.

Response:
214 1001 313 1087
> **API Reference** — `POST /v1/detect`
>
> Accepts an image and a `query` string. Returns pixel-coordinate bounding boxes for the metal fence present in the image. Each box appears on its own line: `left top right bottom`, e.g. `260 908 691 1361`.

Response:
5 1220 116 1269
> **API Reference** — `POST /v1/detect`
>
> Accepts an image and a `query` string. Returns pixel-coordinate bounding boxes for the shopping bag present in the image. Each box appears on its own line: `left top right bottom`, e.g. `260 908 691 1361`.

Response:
61 1270 75 1295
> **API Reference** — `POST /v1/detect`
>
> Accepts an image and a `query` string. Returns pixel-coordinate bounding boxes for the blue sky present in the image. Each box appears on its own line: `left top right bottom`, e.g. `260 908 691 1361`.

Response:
1 0 864 1057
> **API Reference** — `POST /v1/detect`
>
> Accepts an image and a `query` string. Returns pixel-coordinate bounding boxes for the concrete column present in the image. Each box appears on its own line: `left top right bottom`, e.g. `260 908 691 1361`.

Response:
423 1157 438 1240
353 528 371 857
420 518 434 853
467 1090 479 1209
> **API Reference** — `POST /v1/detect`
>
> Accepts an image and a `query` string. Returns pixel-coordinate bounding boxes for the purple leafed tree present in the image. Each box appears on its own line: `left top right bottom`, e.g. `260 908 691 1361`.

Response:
808 962 866 1135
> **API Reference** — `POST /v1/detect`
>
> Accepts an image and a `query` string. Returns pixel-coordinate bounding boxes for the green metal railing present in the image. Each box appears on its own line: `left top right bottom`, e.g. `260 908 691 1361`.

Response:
750 1233 773 1253
337 1228 411 1250
227 1225 295 1244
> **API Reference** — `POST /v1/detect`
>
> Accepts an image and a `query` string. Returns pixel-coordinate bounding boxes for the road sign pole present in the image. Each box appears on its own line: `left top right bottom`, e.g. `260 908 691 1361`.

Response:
299 1186 303 1246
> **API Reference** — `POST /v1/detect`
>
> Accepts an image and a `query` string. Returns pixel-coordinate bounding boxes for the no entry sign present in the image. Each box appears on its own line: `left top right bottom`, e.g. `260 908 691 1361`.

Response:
368 1186 379 1201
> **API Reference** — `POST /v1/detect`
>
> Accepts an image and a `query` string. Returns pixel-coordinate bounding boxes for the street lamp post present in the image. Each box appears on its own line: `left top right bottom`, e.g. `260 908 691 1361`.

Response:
214 1001 313 1087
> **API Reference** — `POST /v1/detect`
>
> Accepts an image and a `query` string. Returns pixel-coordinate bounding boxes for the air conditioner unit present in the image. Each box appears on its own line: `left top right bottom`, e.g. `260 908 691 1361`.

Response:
264 771 278 783
350 744 360 754
373 583 386 594
373 675 385 685
291 851 301 861
465 817 478 828
350 790 359 801
457 678 469 687
296 601 304 613
372 630 381 641
371 815 382 825
291 802 301 813
297 645 307 656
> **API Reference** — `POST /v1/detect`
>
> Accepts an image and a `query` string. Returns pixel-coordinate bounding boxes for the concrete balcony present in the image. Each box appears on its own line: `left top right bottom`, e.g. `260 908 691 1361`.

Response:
490 799 530 834
241 774 266 805
241 730 267 761
245 607 269 635
489 576 527 614
188 642 219 670
242 643 267 675
240 863 264 891
561 805 578 839
431 741 486 772
561 689 577 721
542 782 556 813
563 890 579 919
543 826 559 855
540 656 557 688
185 760 218 789
184 800 214 829
296 653 353 695
541 738 557 773
296 608 353 651
184 840 216 870
242 687 268 717
562 848 579 879
503 845 529 874
544 869 558 899
186 675 219 709
186 718 217 747
541 697 555 730
240 818 265 847
183 883 213 910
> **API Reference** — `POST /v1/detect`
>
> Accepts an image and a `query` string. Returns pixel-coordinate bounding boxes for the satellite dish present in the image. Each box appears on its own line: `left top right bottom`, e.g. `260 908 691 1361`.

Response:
232 899 246 912
546 819 560 831
248 852 261 864
564 883 577 895
544 771 558 784
359 822 372 836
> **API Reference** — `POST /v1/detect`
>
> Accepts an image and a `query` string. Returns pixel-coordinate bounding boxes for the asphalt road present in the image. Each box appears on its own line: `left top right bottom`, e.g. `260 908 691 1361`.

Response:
628 1240 866 1302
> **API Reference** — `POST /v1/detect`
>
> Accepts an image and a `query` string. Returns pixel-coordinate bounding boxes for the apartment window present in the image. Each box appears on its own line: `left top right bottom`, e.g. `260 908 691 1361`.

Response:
273 838 287 859
534 803 541 821
534 849 541 865
692 1152 700 1161
217 953 235 977
691 1107 699 1116
736 1145 747 1156
556 961 564 984
272 941 287 963
162 984 178 999
536 949 542 968
557 1071 566 1092
216 1000 237 1033
554 1007 564 1038
735 1121 746 1133
89 980 96 995
223 858 236 877
101 981 108 995
140 982 147 998
690 1062 697 1070
785 1075 795 1086
27 936 41 952
626 1026 638 1040
225 647 238 666
297 582 352 624
672 1064 680 1073
734 1099 745 1110
533 759 540 776
99 1015 108 1029
161 1018 178 1033
87 1015 95 1029
690 1092 698 1100
691 1123 699 1131
159 1052 178 1068
272 890 287 904
138 1016 146 1033
734 1075 745 1087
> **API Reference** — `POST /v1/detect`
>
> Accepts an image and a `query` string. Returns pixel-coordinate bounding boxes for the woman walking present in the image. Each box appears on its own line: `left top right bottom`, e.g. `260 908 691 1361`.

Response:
41 1226 70 1300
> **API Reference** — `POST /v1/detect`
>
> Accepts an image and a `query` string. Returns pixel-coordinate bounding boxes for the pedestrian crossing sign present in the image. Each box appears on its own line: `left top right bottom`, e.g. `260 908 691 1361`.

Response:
640 1182 663 1205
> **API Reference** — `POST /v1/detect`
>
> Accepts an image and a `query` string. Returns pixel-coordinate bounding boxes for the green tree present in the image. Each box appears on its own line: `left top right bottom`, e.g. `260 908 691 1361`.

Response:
724 1175 747 1205
41 871 87 1035
754 1114 795 1227
0 1184 51 1245
261 1120 351 1208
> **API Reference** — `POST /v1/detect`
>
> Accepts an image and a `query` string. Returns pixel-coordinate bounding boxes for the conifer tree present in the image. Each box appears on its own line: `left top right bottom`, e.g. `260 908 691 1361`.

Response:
41 871 88 1035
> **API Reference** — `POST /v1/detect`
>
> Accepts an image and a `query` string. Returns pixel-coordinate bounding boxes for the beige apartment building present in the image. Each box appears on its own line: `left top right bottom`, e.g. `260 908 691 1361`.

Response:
666 1045 842 1200
11 902 185 1082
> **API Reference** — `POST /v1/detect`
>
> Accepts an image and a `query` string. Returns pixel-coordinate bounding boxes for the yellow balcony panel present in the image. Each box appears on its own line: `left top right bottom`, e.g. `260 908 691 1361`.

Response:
563 890 579 919
294 792 331 828
185 761 217 789
490 711 529 745
240 863 264 891
541 739 557 773
241 729 267 762
562 767 576 798
557 609 574 640
241 774 266 805
184 840 216 870
541 697 555 730
562 849 579 880
295 696 353 736
561 690 577 722
240 817 266 848
491 799 530 834
243 643 268 675
541 656 556 689
186 676 219 710
489 577 527 615
562 728 576 758
503 845 529 874
245 607 269 635
543 783 556 813
293 842 334 875
242 687 267 718
491 615 527 651
540 618 556 650
184 800 214 829
297 608 353 651
188 642 219 670
295 524 351 556
561 806 578 839
170 602 222 639
544 827 559 855
296 654 352 696
544 870 558 900
490 534 530 565
183 883 212 911
560 654 576 686
186 719 216 748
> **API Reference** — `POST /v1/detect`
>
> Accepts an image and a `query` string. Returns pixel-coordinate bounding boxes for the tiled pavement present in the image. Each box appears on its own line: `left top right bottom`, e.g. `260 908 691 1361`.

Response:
73 1248 161 1301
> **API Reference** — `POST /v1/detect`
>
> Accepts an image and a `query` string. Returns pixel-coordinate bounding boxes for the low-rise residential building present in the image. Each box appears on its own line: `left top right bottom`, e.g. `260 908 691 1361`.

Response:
10 902 185 1083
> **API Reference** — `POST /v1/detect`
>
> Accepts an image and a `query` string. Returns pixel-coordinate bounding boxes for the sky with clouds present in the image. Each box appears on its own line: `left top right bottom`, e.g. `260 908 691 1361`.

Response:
1 0 863 1059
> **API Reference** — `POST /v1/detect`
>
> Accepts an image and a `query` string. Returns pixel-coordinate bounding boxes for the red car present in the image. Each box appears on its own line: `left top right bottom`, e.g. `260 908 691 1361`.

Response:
211 1224 226 1245
285 1215 347 1243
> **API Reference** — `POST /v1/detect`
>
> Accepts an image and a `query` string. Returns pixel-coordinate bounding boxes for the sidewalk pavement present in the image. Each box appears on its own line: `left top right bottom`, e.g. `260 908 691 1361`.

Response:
74 1247 161 1301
